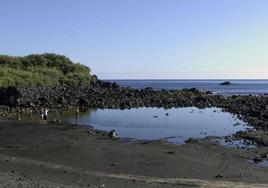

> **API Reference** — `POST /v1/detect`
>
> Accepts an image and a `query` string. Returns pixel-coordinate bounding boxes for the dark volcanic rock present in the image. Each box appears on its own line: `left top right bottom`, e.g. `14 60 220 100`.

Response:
220 81 232 85
0 80 268 133
185 138 198 144
0 87 20 106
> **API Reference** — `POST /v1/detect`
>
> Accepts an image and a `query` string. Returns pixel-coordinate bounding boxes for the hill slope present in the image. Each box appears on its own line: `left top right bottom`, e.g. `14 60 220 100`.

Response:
0 53 92 87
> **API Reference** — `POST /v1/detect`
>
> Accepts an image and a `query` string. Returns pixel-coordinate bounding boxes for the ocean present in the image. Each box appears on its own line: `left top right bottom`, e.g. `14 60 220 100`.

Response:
108 79 268 95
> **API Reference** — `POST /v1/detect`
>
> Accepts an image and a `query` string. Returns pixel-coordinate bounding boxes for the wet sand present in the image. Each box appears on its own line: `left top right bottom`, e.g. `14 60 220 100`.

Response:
0 121 268 187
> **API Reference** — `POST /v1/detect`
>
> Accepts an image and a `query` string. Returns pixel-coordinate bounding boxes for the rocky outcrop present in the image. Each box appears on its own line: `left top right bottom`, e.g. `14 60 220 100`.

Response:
0 87 20 106
14 85 211 109
220 81 232 85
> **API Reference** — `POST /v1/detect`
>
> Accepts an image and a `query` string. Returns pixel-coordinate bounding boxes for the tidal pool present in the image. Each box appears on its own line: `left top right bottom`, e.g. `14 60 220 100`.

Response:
23 107 250 144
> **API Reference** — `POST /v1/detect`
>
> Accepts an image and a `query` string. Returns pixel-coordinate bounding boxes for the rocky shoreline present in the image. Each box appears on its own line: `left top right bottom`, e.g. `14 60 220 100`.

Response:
1 79 268 148
0 80 268 131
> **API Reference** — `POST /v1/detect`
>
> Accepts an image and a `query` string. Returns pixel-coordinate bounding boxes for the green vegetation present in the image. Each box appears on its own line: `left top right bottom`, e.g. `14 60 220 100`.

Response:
0 53 92 87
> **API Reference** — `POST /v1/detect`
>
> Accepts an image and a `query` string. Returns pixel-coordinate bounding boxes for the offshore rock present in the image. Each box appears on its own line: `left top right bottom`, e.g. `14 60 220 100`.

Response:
220 81 232 85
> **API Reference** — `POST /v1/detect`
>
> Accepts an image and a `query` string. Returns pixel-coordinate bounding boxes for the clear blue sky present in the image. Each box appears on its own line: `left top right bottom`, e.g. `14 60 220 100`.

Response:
0 0 268 79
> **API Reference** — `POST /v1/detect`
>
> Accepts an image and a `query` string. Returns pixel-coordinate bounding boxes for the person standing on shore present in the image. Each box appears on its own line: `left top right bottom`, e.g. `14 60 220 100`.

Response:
39 108 44 125
75 108 80 124
43 108 49 125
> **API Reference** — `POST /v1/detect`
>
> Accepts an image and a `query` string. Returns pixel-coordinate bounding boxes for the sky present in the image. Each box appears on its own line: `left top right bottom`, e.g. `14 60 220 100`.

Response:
0 0 268 79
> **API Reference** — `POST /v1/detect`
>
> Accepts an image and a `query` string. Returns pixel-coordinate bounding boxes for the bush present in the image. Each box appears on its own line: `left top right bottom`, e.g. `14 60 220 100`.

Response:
0 53 92 87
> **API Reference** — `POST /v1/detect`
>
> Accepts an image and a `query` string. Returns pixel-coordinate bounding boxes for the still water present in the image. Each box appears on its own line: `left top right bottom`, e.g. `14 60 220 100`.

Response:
24 107 250 144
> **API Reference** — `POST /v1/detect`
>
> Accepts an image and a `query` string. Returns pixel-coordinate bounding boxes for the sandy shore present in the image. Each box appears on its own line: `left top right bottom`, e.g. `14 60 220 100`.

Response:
0 121 268 187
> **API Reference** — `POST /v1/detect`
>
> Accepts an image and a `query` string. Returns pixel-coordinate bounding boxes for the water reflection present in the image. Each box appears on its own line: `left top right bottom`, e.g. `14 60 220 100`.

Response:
22 107 250 144
70 107 249 144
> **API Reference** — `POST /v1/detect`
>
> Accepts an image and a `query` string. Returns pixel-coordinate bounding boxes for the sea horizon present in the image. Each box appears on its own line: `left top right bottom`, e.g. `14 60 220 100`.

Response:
107 79 268 95
105 79 268 81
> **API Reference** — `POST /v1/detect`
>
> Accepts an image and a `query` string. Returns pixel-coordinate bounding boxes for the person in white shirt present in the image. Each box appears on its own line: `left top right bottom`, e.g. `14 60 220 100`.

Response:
43 108 49 125
39 108 44 125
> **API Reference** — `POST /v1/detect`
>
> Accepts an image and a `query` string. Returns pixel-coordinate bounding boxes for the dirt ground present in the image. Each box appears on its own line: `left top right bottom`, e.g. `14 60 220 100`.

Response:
0 121 268 188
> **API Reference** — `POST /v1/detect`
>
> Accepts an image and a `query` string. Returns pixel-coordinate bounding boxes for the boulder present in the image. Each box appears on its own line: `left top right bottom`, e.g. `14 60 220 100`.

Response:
58 96 67 104
0 87 20 106
79 97 89 107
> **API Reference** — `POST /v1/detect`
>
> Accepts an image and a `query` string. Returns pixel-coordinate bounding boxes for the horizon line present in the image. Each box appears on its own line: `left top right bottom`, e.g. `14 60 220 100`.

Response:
102 78 268 81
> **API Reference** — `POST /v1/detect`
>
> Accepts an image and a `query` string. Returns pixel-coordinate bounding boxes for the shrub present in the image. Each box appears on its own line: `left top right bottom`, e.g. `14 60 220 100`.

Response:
0 53 92 87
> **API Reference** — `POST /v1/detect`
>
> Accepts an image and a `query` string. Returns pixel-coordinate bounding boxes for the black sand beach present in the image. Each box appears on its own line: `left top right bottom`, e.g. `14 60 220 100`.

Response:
0 121 268 187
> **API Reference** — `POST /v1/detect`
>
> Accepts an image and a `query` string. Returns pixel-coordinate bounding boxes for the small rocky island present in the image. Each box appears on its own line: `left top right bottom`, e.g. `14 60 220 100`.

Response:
220 81 232 85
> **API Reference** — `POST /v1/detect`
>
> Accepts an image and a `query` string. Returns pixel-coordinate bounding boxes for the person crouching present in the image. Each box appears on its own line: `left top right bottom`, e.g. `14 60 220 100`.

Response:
108 129 118 139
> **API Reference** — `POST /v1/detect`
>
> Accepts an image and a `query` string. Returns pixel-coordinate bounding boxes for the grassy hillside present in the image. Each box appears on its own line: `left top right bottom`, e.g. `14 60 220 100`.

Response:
0 53 92 87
